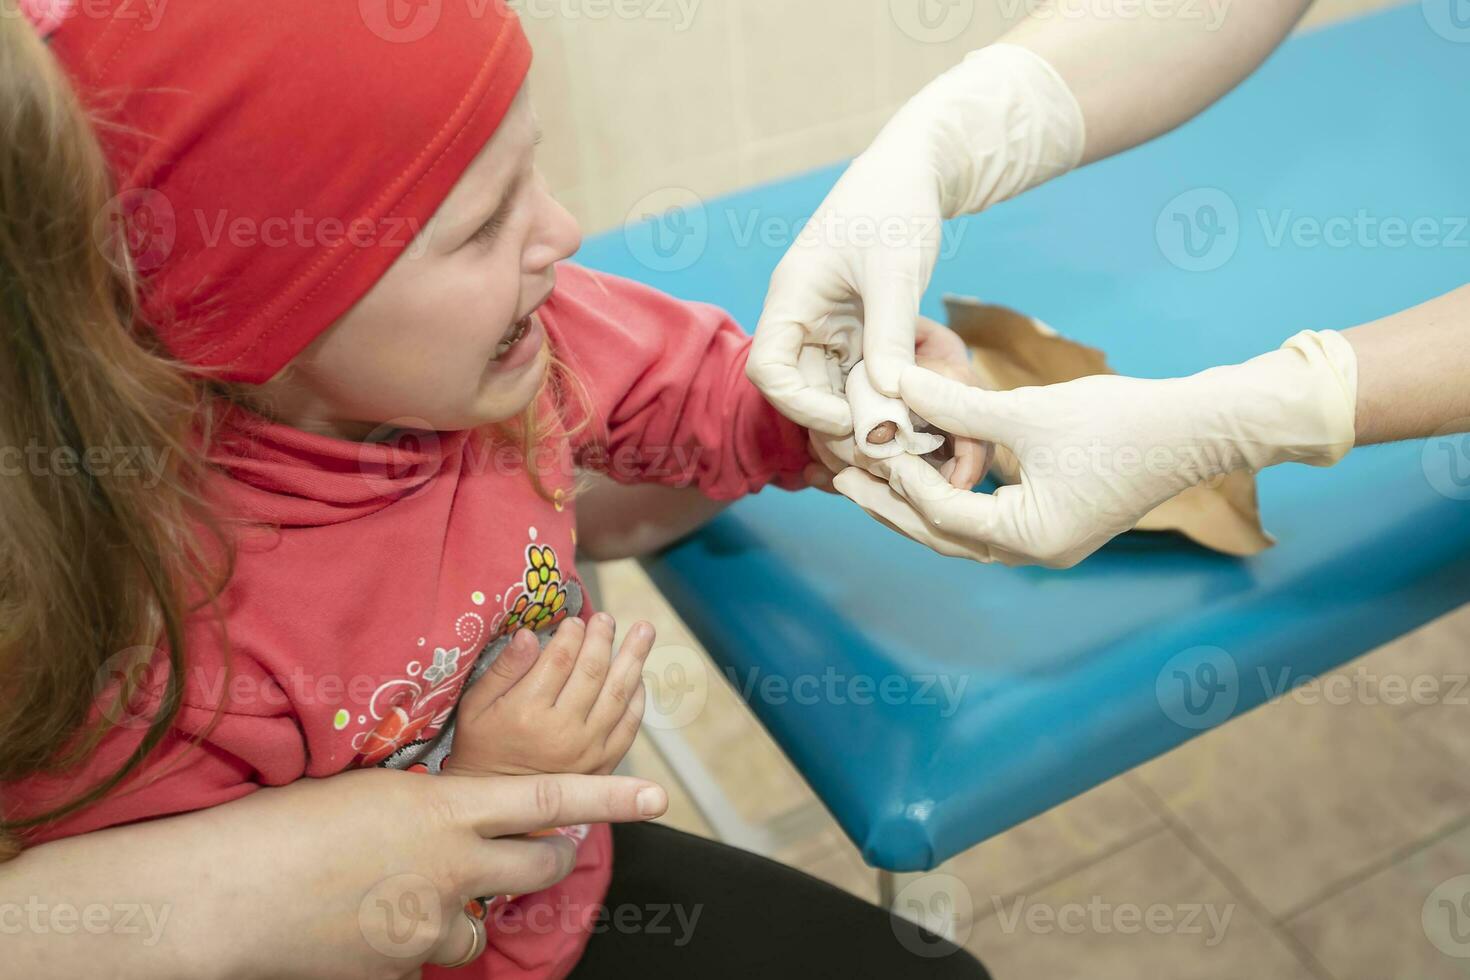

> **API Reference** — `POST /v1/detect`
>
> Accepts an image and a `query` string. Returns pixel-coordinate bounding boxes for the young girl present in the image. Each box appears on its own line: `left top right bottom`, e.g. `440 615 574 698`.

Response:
0 2 988 977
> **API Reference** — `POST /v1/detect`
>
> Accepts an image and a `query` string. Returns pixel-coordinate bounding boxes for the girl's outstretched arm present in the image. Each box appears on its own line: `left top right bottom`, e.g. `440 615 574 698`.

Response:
574 475 732 561
544 264 816 503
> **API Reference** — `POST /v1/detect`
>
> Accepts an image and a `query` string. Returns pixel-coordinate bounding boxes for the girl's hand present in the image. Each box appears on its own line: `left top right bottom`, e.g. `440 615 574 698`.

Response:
3 768 667 980
444 614 651 777
912 318 993 489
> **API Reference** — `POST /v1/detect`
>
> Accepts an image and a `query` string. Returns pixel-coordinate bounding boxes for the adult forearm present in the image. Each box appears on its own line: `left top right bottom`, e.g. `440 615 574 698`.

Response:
1 814 243 980
1005 0 1312 164
1345 284 1470 446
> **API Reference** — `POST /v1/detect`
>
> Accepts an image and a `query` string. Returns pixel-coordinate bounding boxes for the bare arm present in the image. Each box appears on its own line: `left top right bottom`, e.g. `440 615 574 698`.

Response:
0 770 666 979
2 814 241 979
1346 284 1470 445
573 475 731 562
1007 0 1313 165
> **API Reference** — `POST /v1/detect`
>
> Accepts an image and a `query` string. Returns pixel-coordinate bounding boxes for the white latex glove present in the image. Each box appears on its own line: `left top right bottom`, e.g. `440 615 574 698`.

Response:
747 43 1086 435
835 331 1359 568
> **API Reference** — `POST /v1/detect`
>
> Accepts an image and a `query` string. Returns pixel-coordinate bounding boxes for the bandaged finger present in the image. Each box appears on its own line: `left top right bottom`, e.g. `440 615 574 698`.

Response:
847 360 945 460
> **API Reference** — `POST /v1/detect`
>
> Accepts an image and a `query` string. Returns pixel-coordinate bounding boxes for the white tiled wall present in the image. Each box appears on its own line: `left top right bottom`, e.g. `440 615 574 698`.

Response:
521 0 1408 234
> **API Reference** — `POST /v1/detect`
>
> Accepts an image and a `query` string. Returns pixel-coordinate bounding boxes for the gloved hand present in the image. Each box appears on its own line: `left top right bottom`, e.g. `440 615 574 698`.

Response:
747 43 1087 435
834 331 1359 567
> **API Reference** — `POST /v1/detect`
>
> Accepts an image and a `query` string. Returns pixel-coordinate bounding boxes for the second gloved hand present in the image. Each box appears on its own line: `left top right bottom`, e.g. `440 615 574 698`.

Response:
835 330 1359 567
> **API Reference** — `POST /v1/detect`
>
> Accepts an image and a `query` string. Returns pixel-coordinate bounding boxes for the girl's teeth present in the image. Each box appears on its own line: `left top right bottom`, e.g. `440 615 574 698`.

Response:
496 317 530 357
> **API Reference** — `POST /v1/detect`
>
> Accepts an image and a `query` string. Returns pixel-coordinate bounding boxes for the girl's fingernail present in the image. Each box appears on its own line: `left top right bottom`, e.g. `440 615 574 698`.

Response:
594 612 615 629
867 422 898 445
636 786 667 816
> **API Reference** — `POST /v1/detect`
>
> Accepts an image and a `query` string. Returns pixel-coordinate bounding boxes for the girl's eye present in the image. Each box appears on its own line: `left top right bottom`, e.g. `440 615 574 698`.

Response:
471 208 511 247
468 150 537 248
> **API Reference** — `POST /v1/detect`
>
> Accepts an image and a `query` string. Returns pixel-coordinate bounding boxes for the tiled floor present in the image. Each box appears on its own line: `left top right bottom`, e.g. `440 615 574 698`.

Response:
598 555 1470 979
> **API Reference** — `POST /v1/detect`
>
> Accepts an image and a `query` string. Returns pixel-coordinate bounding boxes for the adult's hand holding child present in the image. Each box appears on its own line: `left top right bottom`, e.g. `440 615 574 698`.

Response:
0 764 668 980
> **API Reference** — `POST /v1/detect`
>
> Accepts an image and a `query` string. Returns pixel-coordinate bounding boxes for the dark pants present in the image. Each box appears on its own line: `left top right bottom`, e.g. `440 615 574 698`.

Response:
569 822 992 979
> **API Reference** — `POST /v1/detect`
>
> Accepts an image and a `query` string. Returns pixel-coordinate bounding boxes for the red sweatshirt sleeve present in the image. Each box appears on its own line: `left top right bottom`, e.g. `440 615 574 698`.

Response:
2 698 306 845
539 264 813 501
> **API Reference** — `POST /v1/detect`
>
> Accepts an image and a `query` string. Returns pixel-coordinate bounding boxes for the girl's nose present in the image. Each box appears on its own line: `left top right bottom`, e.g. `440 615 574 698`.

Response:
524 178 582 272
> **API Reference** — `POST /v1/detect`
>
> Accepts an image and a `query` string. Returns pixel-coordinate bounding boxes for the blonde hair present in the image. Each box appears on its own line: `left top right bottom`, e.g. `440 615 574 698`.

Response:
498 354 594 502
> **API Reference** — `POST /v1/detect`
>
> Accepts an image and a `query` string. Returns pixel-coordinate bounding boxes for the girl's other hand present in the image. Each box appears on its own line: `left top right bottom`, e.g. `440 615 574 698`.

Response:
445 614 652 777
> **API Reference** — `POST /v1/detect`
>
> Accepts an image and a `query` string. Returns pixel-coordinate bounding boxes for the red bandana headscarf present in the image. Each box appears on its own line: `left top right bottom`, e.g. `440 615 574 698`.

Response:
33 0 532 383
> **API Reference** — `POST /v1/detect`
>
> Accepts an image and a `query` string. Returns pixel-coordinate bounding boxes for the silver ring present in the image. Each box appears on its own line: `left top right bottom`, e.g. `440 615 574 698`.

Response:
439 909 488 969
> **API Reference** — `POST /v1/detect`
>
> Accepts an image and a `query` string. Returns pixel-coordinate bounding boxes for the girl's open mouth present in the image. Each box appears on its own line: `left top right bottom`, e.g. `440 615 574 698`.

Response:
495 314 533 359
488 311 546 372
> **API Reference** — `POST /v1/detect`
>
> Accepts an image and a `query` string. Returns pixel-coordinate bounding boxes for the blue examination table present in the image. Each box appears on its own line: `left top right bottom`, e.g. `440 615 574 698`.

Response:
578 4 1470 872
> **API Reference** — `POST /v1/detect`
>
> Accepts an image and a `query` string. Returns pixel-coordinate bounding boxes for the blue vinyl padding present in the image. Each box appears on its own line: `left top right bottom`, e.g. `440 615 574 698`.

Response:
577 4 1470 871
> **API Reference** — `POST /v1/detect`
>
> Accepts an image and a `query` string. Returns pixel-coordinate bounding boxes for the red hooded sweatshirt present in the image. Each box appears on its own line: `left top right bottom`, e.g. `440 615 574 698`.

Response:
3 262 813 977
